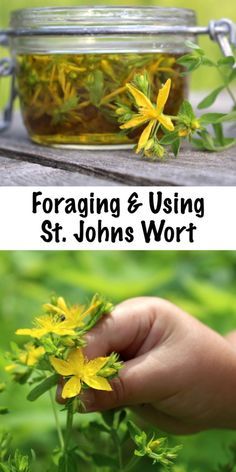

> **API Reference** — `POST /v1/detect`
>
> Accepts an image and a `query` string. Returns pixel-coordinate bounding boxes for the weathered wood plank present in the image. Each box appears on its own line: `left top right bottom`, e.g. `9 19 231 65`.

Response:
0 154 117 186
0 99 235 186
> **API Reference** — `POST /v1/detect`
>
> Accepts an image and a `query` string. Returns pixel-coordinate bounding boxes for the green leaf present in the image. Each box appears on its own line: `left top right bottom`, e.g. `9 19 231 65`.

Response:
213 123 224 146
179 100 195 119
113 409 127 430
87 70 104 107
200 111 236 125
192 133 236 152
0 408 9 415
217 56 235 67
228 68 236 84
101 410 116 428
200 113 226 125
27 374 59 402
185 40 203 51
201 57 215 67
198 87 224 109
81 295 113 333
215 111 236 123
160 132 179 145
172 138 181 157
177 55 202 72
127 420 142 441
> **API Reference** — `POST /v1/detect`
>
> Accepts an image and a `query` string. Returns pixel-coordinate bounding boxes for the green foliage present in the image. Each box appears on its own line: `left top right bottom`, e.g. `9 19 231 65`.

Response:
128 421 182 470
117 41 236 159
0 433 33 472
27 374 59 402
86 70 105 107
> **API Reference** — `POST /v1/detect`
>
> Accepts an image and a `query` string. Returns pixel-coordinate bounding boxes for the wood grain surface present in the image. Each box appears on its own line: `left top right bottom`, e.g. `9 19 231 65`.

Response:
0 101 235 186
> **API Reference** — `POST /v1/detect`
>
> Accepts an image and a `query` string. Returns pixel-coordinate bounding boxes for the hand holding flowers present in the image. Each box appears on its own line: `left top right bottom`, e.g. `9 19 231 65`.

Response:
3 294 179 472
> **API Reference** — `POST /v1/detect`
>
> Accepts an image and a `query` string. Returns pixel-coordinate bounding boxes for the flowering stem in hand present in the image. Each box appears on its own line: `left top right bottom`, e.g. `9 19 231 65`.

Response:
49 388 65 452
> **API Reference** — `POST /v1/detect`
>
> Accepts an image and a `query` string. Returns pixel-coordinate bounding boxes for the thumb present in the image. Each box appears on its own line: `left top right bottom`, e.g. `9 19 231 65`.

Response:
84 297 162 360
81 298 174 411
81 351 168 412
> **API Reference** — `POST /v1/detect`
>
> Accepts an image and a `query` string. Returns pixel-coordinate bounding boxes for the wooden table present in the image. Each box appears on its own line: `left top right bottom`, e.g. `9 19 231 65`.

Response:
0 104 235 186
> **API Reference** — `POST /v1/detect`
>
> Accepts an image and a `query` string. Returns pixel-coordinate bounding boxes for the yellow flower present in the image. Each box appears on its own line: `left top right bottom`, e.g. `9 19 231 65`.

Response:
120 79 174 153
5 364 17 373
43 297 99 328
50 348 112 399
5 343 45 372
178 129 189 137
16 315 77 339
19 343 45 366
148 439 161 453
178 118 201 138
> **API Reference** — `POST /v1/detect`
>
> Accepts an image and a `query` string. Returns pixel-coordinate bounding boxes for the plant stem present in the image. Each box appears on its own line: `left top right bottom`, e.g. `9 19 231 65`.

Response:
225 84 236 107
111 430 123 471
123 456 141 472
218 69 236 107
49 388 65 452
101 86 127 104
64 403 74 452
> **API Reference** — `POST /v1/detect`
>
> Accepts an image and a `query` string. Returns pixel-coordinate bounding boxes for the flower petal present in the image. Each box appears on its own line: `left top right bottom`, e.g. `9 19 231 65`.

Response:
43 303 64 316
67 348 85 373
62 376 81 399
158 114 175 131
15 328 45 339
137 120 156 153
126 84 153 109
50 356 75 376
53 325 76 336
57 297 68 313
79 301 99 321
83 375 112 391
120 115 148 130
156 79 171 112
86 357 108 376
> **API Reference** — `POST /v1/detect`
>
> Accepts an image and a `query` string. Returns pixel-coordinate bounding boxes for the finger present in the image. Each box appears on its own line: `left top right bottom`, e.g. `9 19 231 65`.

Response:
79 351 171 412
84 297 169 360
225 331 236 350
56 377 66 404
132 405 201 435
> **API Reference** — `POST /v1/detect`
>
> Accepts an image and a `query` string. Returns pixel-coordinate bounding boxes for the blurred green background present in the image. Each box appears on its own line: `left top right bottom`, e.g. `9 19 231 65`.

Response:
1 251 236 471
0 0 236 110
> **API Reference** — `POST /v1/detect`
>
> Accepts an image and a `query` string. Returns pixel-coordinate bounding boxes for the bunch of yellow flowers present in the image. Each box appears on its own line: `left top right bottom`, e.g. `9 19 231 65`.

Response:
5 295 122 401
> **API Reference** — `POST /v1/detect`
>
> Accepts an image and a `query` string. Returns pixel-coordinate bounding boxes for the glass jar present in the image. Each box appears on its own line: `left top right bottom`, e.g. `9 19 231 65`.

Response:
9 6 197 149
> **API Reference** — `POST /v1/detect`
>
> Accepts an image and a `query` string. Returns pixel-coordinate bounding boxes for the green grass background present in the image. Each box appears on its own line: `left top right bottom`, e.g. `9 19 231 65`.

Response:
0 0 236 110
1 251 236 471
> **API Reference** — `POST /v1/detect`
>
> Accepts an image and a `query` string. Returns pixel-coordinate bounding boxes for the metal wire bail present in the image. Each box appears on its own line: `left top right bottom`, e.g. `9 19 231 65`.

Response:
0 32 16 133
209 19 236 66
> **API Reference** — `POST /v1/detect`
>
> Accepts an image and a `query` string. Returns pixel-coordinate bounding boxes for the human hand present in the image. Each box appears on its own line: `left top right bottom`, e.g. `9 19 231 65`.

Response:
58 297 236 435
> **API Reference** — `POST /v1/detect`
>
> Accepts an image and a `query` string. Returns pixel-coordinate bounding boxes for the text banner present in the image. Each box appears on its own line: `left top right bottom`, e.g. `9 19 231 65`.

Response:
0 187 234 250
